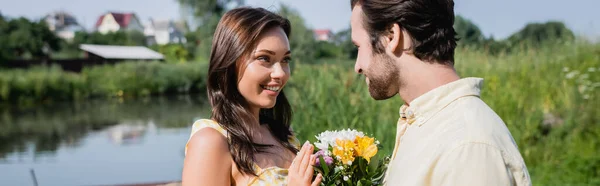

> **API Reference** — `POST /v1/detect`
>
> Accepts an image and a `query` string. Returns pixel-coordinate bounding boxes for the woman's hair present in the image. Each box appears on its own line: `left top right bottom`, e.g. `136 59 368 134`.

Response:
206 7 297 176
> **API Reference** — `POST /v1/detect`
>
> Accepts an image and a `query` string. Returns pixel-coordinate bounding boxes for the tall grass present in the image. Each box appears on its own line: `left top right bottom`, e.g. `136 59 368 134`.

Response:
286 41 600 185
0 61 207 106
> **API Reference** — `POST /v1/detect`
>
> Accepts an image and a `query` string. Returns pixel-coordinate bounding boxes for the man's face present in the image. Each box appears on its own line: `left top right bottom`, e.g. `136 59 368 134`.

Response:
351 5 400 100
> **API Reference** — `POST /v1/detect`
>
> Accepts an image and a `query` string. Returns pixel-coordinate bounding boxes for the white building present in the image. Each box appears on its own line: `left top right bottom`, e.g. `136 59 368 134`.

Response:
94 12 144 34
314 29 334 42
144 19 187 45
44 11 85 41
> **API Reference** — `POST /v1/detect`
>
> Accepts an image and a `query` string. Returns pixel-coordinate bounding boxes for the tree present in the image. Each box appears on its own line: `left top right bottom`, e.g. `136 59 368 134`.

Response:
315 41 343 59
177 0 244 22
0 13 9 61
53 30 148 59
82 31 146 46
506 21 575 47
333 28 358 59
176 1 321 63
454 15 486 47
0 17 61 60
150 44 192 63
177 0 245 61
278 4 318 63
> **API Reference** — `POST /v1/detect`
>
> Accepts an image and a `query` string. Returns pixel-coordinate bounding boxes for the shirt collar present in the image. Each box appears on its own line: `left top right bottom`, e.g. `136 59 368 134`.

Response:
399 77 484 126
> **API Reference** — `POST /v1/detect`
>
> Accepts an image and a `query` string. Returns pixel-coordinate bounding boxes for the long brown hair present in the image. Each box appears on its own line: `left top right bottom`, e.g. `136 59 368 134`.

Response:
206 7 297 176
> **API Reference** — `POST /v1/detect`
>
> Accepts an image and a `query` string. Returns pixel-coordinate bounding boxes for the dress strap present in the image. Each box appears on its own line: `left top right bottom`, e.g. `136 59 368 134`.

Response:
185 119 228 155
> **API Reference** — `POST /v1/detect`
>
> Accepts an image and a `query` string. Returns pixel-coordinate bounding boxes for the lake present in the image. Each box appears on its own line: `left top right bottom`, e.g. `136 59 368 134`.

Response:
0 95 210 186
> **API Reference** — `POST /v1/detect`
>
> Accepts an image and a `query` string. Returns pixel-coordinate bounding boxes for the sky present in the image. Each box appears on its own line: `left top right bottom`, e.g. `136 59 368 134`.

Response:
0 0 598 40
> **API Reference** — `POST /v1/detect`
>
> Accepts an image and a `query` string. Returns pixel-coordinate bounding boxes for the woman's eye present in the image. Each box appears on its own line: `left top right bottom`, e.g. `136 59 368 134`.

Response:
282 57 292 63
257 56 270 62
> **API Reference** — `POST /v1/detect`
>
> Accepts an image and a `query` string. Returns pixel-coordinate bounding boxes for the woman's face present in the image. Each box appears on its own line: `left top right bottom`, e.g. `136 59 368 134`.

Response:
237 26 291 110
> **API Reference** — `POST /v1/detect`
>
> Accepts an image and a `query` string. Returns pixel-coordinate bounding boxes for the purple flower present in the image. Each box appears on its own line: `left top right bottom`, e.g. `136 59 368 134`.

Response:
314 150 334 166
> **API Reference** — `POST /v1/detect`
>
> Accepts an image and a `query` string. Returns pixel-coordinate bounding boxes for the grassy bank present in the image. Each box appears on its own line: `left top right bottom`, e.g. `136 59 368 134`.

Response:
0 61 207 106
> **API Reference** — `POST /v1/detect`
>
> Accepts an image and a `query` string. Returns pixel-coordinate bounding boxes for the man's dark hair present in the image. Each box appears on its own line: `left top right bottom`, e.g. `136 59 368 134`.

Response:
351 0 458 65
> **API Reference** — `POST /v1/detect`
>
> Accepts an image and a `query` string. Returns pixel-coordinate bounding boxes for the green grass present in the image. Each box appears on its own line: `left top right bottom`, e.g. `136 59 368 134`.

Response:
286 41 600 185
0 61 207 106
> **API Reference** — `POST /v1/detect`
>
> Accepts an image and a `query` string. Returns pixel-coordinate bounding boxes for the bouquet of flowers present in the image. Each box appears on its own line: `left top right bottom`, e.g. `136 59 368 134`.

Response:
311 129 390 186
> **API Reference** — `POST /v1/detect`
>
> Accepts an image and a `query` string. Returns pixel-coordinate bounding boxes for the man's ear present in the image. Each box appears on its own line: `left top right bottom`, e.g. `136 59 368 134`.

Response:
385 23 404 56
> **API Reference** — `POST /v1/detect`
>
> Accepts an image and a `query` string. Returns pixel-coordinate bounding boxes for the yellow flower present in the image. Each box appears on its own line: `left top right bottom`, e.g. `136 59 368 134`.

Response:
354 135 378 163
333 139 356 165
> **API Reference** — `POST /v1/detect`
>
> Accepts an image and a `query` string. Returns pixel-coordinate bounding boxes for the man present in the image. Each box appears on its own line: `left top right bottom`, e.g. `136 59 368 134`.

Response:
349 0 531 185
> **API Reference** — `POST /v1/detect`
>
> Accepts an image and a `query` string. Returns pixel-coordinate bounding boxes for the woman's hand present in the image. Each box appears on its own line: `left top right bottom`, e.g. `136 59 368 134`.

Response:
288 141 323 186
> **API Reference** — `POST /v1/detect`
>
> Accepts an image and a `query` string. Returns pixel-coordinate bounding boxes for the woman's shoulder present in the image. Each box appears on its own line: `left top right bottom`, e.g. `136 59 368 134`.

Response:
191 119 228 137
182 125 232 184
185 119 229 156
188 126 229 150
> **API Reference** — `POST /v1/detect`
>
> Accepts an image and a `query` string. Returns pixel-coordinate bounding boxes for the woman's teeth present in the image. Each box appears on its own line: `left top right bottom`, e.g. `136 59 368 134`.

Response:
263 85 280 91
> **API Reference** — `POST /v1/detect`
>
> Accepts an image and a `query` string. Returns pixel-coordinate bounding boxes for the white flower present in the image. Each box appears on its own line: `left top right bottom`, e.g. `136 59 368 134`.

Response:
563 67 570 72
588 67 596 72
313 141 329 150
565 71 579 79
579 85 588 94
343 176 349 181
314 129 365 150
376 140 380 145
347 160 353 165
583 94 590 99
580 74 590 80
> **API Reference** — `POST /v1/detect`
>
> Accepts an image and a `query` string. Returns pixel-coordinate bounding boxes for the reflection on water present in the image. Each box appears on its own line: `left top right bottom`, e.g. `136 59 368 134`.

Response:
0 95 210 186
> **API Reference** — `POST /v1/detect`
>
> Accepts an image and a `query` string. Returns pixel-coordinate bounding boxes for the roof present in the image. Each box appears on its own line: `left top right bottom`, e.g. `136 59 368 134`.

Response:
148 19 187 33
314 29 333 36
95 12 136 28
45 11 79 27
80 44 164 60
152 20 172 31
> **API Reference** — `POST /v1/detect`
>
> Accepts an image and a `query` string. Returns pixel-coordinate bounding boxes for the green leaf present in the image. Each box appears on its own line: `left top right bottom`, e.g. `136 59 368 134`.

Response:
346 178 353 186
319 156 330 175
359 179 373 186
359 157 368 176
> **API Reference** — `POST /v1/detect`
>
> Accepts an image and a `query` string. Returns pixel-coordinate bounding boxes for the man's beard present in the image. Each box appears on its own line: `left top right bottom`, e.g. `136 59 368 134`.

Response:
365 53 401 100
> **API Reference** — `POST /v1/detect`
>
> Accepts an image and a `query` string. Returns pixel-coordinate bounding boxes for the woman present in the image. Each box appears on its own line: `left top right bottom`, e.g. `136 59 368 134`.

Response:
182 7 322 186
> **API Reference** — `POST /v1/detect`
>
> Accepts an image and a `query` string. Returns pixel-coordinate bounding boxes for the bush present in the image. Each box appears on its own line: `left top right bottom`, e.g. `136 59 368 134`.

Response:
0 61 207 105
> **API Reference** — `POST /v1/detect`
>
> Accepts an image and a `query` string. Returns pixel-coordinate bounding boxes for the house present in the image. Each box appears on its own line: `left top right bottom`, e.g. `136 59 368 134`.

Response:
95 12 144 34
43 11 85 41
314 29 334 42
143 19 187 45
80 44 164 63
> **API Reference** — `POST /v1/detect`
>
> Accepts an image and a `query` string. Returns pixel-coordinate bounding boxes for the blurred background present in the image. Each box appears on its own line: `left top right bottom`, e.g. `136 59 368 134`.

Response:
0 0 598 185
